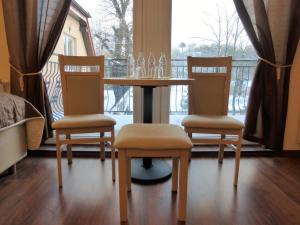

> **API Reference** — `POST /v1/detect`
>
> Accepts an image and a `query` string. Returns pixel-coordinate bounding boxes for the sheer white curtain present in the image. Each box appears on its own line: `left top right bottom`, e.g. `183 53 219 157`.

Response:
133 0 172 123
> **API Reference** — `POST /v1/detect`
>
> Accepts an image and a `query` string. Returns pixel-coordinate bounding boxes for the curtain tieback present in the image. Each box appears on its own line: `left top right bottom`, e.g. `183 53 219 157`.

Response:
258 57 293 80
10 64 43 92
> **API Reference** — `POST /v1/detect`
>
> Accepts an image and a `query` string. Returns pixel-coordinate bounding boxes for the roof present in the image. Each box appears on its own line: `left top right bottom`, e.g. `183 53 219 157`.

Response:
71 0 91 18
69 0 95 56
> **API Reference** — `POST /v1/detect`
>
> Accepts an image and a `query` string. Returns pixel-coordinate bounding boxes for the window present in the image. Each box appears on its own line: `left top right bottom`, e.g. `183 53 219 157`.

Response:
64 34 76 56
88 0 133 130
72 0 133 130
44 0 256 130
44 1 134 131
170 0 256 125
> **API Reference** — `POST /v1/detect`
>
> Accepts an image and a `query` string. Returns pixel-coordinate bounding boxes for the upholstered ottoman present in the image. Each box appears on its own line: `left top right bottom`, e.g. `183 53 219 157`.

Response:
114 123 193 222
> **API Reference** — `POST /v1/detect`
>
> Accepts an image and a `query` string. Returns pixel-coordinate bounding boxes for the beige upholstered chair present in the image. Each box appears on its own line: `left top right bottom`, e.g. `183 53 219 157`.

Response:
182 56 244 186
52 55 116 187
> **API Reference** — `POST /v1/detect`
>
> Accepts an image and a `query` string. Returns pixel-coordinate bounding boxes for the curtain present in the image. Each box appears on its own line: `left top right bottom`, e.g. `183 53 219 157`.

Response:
233 0 300 150
133 0 172 123
2 0 72 139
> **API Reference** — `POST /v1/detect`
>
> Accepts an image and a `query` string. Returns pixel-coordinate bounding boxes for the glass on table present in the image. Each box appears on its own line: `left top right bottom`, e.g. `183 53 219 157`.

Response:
147 52 156 78
158 52 167 78
136 52 146 78
127 54 135 78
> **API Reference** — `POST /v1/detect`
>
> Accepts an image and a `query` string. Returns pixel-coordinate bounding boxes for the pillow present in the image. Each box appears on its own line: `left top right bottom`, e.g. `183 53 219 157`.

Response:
0 80 10 93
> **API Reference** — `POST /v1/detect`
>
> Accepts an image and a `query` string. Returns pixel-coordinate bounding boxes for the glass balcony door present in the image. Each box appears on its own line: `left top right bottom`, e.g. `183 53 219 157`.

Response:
43 0 257 134
170 0 257 126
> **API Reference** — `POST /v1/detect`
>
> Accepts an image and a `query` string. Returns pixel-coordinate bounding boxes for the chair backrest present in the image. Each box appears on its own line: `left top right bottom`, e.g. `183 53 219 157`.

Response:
187 56 232 115
58 55 105 115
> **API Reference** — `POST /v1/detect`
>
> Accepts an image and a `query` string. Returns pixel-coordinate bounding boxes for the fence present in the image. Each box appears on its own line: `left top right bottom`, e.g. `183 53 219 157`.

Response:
43 58 257 121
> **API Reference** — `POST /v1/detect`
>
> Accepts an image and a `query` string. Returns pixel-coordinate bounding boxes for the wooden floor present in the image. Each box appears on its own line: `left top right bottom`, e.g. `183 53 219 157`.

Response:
0 156 300 225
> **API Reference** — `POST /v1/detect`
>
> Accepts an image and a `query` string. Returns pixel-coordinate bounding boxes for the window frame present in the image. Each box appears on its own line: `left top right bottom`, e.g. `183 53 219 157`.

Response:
63 34 77 56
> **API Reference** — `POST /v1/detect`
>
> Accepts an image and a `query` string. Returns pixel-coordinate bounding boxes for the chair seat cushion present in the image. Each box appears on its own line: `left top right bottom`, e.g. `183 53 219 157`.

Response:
52 114 116 129
182 114 244 130
114 124 193 150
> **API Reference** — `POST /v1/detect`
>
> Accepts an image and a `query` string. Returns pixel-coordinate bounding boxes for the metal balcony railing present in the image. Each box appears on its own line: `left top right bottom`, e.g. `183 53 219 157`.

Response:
43 58 257 121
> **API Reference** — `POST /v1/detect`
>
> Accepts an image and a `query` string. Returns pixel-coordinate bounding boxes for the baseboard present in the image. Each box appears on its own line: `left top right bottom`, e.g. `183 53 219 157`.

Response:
279 150 300 157
27 146 300 158
0 165 16 177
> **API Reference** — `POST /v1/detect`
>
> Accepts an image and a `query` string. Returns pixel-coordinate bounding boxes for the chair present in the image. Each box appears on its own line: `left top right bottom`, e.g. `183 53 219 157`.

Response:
182 56 244 186
114 124 192 222
52 55 116 187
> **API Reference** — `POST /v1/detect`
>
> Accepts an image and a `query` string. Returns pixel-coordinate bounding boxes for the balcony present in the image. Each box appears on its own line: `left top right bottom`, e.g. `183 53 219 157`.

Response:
43 58 257 129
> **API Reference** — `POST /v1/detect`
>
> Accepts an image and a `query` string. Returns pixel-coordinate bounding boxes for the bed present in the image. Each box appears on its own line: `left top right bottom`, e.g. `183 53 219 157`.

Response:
0 80 44 174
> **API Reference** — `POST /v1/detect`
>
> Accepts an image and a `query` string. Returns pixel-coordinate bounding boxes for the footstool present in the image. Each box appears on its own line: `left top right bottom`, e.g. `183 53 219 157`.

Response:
114 123 193 222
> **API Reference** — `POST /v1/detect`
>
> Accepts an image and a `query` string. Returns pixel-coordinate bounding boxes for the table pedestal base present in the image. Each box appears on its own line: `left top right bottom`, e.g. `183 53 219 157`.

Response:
131 159 172 184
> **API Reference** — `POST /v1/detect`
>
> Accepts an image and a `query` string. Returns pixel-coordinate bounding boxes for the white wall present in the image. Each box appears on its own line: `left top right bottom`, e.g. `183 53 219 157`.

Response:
283 43 300 150
0 1 9 82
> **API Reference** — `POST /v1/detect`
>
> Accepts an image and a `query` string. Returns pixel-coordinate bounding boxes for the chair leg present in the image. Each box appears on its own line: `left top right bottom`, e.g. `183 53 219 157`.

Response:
111 129 115 182
172 158 179 192
127 158 131 192
100 132 105 161
234 130 243 186
178 151 189 221
218 134 225 163
66 134 72 165
118 150 128 222
56 132 63 188
187 132 192 161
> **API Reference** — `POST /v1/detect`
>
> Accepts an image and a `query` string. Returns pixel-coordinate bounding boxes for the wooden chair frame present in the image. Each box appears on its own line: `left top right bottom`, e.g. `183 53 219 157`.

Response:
185 56 243 186
54 55 115 188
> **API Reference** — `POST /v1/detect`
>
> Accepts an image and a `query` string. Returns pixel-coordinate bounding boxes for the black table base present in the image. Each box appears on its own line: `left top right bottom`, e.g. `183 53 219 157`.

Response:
131 86 173 184
131 159 172 184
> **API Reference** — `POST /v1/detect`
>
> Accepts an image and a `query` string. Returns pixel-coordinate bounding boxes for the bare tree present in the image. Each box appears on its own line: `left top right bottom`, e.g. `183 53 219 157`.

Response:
95 0 132 58
94 0 133 112
231 15 247 58
194 3 247 57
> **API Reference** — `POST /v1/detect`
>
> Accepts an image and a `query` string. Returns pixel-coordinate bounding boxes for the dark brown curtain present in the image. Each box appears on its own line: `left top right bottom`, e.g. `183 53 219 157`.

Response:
233 0 300 150
2 0 72 139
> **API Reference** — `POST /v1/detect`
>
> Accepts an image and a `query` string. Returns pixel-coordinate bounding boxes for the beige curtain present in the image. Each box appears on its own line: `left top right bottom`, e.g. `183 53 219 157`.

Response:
2 0 72 139
133 0 172 123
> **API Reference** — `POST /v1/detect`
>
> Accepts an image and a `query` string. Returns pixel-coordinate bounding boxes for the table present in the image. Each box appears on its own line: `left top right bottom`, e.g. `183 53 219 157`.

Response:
104 77 193 184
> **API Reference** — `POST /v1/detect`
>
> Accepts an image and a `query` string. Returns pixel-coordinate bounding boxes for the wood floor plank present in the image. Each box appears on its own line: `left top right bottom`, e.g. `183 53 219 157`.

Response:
0 157 300 225
258 158 300 205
